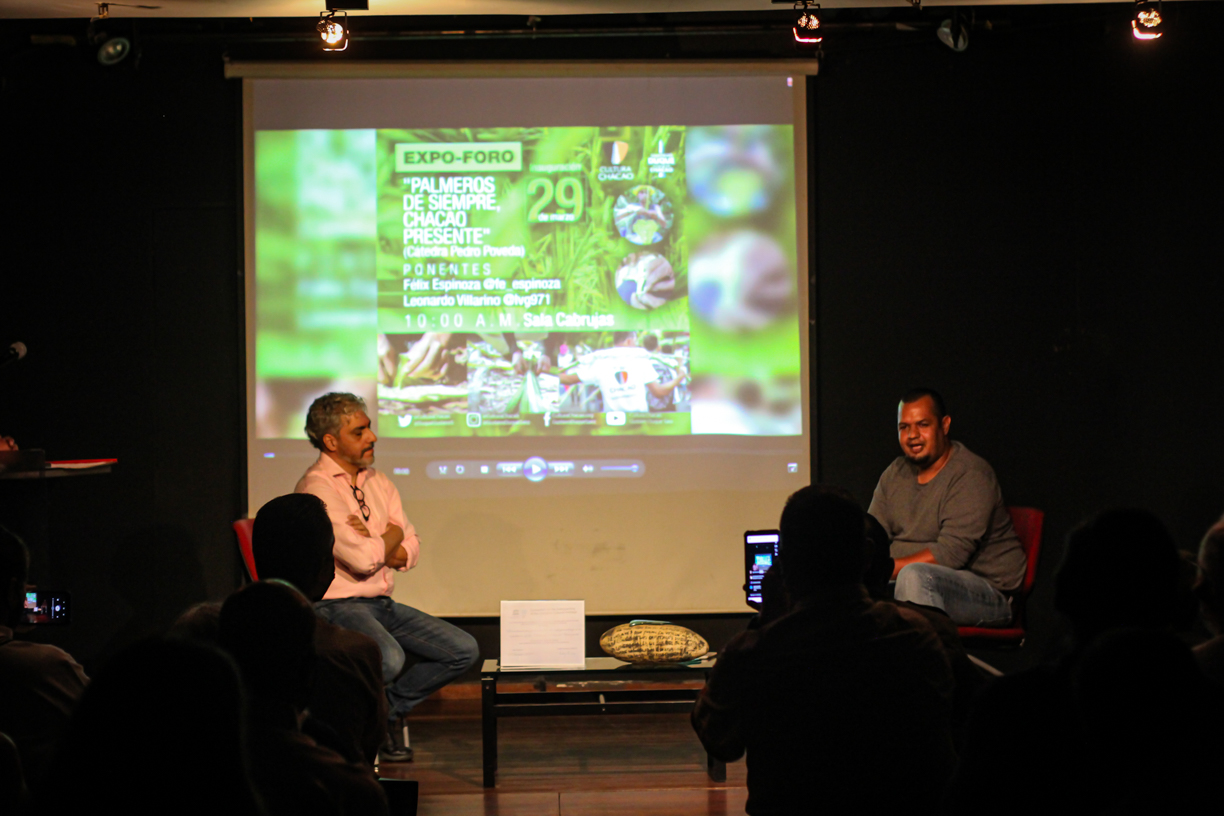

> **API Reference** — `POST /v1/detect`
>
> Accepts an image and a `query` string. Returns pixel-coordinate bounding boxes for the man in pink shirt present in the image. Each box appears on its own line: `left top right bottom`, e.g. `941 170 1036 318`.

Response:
296 392 479 762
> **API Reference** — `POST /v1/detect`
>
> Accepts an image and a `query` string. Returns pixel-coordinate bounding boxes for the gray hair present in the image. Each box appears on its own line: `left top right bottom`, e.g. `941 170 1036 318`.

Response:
304 392 367 451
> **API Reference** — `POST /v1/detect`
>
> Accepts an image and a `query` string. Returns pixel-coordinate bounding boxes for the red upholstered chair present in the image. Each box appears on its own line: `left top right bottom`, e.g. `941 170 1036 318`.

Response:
957 506 1044 648
233 518 258 581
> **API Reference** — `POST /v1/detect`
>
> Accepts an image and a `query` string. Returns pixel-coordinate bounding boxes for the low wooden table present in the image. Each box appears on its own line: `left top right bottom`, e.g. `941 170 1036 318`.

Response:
480 656 723 788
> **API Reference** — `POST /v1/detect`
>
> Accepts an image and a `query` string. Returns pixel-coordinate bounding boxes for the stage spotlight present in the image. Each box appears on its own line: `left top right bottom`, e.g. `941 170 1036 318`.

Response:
793 2 822 51
1132 0 1163 40
317 11 349 51
87 4 136 67
937 11 969 52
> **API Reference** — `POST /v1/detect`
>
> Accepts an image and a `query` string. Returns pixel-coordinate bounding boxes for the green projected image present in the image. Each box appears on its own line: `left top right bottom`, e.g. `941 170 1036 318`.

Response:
255 125 801 440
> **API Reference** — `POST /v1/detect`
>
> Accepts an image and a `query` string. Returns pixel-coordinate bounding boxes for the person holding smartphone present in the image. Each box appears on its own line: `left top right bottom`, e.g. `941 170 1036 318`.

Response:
0 525 89 794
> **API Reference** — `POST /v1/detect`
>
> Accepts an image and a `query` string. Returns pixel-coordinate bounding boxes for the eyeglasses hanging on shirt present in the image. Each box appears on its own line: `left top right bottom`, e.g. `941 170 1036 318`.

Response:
350 483 371 521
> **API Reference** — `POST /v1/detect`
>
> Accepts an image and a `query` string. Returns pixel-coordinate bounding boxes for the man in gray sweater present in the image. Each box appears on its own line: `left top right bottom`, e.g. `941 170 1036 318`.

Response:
868 388 1026 626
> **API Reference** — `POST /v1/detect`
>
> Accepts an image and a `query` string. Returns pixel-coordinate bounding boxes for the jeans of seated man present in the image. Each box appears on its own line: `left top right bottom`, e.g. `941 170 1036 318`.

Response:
315 597 480 723
894 562 1013 627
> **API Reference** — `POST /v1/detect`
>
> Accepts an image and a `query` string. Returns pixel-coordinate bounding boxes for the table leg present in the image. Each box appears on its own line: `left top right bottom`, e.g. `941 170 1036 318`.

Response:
481 674 498 788
707 752 726 782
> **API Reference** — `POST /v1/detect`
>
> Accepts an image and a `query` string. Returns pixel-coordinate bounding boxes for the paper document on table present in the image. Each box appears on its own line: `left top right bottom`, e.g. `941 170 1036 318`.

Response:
499 600 586 669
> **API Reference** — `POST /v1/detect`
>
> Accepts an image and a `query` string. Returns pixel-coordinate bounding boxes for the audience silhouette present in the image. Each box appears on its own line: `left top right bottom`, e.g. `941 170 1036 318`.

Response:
44 636 263 816
6 481 1223 816
693 486 957 815
948 508 1220 814
219 580 388 816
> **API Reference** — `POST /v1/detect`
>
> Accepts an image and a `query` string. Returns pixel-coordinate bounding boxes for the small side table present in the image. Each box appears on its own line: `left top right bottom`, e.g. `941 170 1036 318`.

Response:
480 656 724 788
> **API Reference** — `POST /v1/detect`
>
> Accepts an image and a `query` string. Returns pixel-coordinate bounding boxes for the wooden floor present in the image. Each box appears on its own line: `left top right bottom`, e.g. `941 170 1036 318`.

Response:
376 693 748 816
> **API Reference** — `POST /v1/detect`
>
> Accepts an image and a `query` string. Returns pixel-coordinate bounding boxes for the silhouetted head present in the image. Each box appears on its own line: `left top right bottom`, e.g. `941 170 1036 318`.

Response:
779 486 867 599
51 637 259 816
1055 508 1181 643
0 525 29 627
168 601 222 645
252 493 336 602
1196 517 1224 634
219 580 317 712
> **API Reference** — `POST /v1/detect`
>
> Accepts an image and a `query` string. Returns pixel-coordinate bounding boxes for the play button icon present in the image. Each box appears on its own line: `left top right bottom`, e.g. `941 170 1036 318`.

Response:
524 456 548 482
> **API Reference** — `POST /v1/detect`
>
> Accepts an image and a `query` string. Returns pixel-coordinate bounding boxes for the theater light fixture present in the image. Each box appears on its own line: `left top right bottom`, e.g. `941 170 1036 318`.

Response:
1132 0 1163 40
88 2 145 67
317 10 349 51
937 10 969 52
793 2 822 50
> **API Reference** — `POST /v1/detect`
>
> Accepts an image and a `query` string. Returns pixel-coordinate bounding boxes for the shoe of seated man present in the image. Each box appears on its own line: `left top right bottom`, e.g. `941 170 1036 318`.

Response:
379 719 413 763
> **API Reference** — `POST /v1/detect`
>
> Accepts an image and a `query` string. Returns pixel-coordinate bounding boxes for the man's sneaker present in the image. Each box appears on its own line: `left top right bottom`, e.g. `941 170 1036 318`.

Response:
379 719 413 763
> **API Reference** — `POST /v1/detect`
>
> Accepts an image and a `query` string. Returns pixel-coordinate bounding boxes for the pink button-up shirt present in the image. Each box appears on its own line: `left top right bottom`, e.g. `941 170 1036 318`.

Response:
295 453 420 599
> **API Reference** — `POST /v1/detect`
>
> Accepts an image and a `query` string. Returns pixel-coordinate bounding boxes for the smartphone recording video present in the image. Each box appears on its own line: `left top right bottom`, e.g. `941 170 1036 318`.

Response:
744 530 781 606
23 591 70 625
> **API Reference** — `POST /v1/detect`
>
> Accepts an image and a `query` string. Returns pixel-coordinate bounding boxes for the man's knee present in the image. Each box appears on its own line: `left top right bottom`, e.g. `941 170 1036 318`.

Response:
894 562 941 605
453 628 480 671
381 641 407 683
429 625 479 672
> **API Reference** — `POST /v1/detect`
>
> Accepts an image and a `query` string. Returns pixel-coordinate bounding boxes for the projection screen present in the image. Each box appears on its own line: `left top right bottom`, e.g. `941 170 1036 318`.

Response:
236 62 812 615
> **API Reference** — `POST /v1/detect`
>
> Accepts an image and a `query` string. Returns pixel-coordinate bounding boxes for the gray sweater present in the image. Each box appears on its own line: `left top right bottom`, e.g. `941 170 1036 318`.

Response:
868 441 1026 593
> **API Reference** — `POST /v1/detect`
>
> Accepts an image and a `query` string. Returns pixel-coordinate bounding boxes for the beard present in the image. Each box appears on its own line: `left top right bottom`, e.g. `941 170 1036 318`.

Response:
341 447 375 468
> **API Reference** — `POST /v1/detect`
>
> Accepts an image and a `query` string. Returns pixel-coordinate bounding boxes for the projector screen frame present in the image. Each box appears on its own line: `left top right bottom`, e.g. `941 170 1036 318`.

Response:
238 61 816 615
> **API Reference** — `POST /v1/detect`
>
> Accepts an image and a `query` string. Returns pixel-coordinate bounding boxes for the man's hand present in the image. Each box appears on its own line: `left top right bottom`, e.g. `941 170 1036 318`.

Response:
892 548 938 579
381 523 405 560
347 514 372 537
385 545 409 570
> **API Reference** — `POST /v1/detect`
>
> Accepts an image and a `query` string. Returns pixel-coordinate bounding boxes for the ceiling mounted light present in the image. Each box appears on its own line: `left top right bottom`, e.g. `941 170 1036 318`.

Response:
317 11 349 52
937 10 969 52
88 3 144 67
793 2 822 51
1132 0 1163 40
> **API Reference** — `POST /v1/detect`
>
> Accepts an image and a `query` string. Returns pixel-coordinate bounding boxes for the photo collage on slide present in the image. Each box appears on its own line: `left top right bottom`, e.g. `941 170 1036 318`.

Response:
254 125 803 440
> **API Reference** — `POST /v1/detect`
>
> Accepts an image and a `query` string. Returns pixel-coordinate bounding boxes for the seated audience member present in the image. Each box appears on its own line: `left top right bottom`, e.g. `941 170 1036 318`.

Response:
1071 627 1224 813
219 581 388 816
1 731 30 816
692 486 957 816
43 637 262 816
868 388 1026 625
252 493 388 765
1194 515 1224 684
168 600 222 643
948 509 1185 815
0 525 88 795
862 512 985 737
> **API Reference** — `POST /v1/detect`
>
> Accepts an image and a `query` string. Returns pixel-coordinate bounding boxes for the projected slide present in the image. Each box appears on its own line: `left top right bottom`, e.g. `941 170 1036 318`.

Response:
255 124 801 441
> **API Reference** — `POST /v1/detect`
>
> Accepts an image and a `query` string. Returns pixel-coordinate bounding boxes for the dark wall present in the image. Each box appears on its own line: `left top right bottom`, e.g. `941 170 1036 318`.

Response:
1 36 244 663
815 6 1224 664
2 6 1221 669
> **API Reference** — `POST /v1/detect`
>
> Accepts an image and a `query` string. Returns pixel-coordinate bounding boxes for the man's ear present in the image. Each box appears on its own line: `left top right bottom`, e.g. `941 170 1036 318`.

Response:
942 415 952 435
322 433 339 452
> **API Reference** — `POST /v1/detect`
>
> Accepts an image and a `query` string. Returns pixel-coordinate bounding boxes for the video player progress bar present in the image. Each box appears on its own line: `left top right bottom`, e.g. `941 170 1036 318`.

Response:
426 459 645 482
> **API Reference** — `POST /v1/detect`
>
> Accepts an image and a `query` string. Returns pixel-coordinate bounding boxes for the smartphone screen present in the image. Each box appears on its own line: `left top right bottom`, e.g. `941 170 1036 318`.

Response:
23 591 71 625
744 530 781 606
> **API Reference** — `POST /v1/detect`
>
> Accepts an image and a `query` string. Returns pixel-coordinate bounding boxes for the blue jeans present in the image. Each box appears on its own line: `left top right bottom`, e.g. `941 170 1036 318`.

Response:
315 596 480 722
894 563 1013 627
